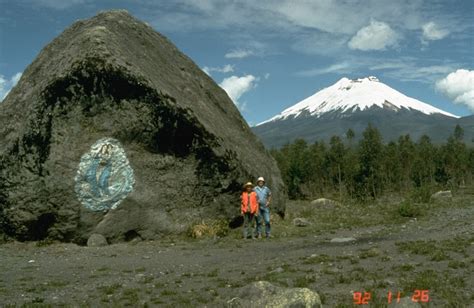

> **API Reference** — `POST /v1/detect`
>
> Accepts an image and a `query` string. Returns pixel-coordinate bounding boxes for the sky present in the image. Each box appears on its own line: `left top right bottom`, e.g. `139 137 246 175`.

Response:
0 0 473 126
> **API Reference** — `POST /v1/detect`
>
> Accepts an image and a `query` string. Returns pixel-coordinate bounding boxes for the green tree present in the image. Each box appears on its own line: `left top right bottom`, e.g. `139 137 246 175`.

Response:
382 141 401 192
343 142 359 199
327 136 346 199
284 139 311 199
412 135 436 187
346 128 355 146
454 124 464 141
397 134 416 191
355 124 384 199
443 126 469 187
305 141 328 196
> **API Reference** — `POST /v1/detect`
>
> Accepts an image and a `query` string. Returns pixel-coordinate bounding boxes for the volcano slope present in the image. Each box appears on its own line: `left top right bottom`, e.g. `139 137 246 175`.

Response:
0 10 285 243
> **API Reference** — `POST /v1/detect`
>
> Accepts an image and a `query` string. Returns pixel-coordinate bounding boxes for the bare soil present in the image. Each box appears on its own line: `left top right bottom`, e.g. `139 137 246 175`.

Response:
1 194 473 307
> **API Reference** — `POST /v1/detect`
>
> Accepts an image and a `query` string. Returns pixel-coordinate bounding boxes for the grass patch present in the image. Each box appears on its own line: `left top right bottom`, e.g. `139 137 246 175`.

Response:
400 269 468 304
349 267 371 282
447 260 467 269
293 275 317 287
161 289 178 296
430 250 451 261
440 236 472 254
48 280 69 288
206 268 219 277
25 284 48 293
303 254 332 264
397 201 423 218
380 255 391 262
396 238 469 262
99 283 122 295
97 266 111 272
396 240 438 255
153 282 166 288
393 263 416 272
120 288 140 305
358 248 380 259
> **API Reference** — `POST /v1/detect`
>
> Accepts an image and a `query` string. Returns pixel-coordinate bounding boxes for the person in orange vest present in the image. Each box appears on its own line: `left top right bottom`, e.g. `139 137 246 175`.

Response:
241 182 259 239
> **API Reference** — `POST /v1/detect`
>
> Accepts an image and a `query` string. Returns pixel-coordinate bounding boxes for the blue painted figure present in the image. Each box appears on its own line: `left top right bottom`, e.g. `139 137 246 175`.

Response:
75 138 135 212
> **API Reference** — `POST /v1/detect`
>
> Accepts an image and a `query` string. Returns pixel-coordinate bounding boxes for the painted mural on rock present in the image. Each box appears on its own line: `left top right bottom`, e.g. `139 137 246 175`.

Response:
75 138 135 211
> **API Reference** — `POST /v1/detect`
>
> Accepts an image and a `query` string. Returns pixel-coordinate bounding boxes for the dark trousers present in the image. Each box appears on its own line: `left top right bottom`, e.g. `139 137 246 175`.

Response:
243 212 256 238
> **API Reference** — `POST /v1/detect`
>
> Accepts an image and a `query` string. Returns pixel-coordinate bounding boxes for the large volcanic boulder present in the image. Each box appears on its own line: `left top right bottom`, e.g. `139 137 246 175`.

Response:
0 10 286 243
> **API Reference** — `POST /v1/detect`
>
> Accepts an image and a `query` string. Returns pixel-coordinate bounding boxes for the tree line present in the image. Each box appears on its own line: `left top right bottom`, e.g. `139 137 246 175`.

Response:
270 124 474 200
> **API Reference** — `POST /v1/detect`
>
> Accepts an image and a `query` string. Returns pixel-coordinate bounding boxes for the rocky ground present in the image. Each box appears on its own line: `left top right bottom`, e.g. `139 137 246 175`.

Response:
1 191 473 307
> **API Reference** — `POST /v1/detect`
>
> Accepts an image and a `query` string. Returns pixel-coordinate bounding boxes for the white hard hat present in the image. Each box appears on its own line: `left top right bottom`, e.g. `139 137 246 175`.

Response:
257 177 265 182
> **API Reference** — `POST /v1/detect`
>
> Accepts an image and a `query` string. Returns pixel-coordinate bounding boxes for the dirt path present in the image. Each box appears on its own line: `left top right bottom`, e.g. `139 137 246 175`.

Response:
1 200 473 307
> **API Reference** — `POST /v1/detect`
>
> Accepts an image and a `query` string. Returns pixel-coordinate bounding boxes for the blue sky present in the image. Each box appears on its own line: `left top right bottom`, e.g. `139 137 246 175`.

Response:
1 0 473 125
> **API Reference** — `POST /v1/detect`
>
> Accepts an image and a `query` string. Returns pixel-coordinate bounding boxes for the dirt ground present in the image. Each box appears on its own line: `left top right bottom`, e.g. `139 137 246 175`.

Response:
1 193 473 307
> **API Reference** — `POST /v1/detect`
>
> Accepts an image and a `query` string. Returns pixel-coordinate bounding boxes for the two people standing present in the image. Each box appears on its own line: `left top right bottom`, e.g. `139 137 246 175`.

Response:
240 177 272 239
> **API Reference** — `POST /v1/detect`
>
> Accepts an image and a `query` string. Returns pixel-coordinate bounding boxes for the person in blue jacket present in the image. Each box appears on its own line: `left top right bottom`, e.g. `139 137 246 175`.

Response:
254 177 272 238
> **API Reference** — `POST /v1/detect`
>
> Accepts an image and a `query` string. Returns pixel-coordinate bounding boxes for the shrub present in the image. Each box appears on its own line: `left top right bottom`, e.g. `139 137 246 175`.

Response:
188 219 229 238
397 201 421 217
409 185 433 203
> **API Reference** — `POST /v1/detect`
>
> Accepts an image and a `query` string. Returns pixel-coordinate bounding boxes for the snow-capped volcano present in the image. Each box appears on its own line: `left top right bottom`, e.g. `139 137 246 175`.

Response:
259 76 457 125
252 77 472 148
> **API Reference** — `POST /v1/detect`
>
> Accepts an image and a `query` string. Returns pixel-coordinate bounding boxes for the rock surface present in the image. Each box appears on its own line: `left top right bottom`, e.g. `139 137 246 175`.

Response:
86 233 108 247
228 281 322 308
0 10 285 243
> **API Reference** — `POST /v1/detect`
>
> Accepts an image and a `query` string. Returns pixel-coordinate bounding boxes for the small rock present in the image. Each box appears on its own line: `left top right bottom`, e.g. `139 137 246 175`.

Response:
431 190 452 201
310 198 339 206
229 281 322 307
87 234 108 247
330 237 356 243
293 217 311 227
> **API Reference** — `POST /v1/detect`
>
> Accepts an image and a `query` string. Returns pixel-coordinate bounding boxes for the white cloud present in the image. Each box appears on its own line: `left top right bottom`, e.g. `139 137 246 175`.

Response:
224 49 255 59
422 22 449 41
292 32 348 56
296 62 353 77
0 72 22 101
142 0 466 57
219 74 258 108
377 63 458 83
348 20 399 51
436 69 474 111
269 0 423 34
11 72 22 85
0 76 6 100
202 64 234 75
146 0 427 35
